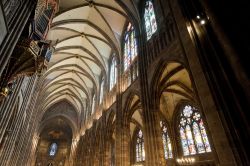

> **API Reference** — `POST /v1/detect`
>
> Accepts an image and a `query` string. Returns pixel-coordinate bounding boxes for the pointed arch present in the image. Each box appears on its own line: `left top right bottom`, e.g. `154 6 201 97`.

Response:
172 101 212 156
109 56 117 90
144 0 157 40
134 128 145 162
178 104 212 156
123 22 138 71
160 120 173 159
150 61 195 120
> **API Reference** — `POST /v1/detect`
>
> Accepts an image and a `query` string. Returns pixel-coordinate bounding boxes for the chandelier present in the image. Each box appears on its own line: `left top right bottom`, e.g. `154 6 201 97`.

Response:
176 157 195 165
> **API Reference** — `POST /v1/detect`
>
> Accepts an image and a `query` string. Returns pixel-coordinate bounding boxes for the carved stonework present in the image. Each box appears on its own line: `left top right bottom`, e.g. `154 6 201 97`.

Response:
0 38 52 100
32 0 58 40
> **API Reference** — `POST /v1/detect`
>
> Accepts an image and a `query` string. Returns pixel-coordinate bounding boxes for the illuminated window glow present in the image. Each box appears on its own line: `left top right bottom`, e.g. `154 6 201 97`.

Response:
160 121 173 159
124 23 137 71
49 143 57 156
110 57 117 90
135 130 145 162
179 105 211 156
99 79 104 104
144 0 157 40
91 94 96 114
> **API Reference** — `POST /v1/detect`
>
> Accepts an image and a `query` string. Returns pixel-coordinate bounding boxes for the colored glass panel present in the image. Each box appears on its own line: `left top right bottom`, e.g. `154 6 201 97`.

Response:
135 129 145 162
186 125 196 155
199 120 212 152
160 121 173 159
110 57 117 90
123 23 137 71
144 0 157 40
49 143 57 156
193 122 205 153
179 105 212 156
124 42 128 70
180 127 189 156
168 137 173 158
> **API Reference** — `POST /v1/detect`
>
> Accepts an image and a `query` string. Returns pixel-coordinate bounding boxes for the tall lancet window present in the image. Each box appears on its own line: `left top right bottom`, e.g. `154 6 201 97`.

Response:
99 79 104 104
124 23 137 71
179 105 212 156
135 129 145 162
91 94 96 114
160 121 173 159
144 0 157 40
110 57 117 90
49 143 57 156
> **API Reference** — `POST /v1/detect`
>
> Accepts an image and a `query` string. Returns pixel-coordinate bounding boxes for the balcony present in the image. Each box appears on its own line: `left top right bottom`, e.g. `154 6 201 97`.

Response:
0 37 52 100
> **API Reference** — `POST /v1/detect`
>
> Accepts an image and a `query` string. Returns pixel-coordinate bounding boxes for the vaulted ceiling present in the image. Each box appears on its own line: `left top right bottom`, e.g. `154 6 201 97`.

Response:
39 0 140 127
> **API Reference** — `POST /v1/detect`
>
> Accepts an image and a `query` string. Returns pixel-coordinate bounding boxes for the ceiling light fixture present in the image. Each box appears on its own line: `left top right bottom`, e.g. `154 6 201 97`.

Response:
195 14 208 25
176 157 195 165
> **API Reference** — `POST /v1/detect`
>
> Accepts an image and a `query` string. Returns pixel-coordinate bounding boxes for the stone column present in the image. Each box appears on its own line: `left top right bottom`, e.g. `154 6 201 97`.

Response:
136 22 165 165
115 61 131 166
103 142 111 166
29 135 40 166
142 109 166 166
115 116 130 166
168 0 239 164
68 137 79 166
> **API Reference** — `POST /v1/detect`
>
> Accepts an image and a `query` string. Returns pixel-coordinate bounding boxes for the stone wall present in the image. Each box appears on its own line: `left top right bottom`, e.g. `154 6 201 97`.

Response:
0 0 248 165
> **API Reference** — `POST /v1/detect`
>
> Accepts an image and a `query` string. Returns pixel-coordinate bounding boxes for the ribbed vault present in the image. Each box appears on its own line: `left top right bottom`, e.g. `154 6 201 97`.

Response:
38 0 139 128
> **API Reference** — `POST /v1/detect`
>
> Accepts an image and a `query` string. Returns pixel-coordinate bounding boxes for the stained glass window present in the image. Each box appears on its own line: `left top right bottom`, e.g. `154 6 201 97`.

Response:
123 23 137 71
160 121 173 159
135 129 145 162
99 79 104 104
110 57 117 90
179 105 211 156
144 0 157 40
49 143 57 156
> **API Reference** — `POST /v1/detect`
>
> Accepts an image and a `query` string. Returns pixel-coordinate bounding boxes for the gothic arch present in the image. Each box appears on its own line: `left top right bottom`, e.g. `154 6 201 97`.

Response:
38 114 77 138
106 109 116 139
35 115 73 166
150 61 195 121
40 100 80 129
172 100 214 159
131 126 145 163
42 99 80 118
123 92 142 126
151 61 187 104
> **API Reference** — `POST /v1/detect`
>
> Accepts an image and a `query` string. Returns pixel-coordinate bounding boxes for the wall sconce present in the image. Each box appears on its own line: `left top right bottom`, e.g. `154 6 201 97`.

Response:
176 157 195 165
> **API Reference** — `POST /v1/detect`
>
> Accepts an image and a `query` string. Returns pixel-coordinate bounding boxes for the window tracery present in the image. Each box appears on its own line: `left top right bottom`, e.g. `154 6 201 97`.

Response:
179 105 211 156
122 23 138 90
110 57 117 90
144 0 157 40
160 121 173 159
123 23 137 71
135 129 145 162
